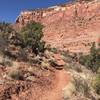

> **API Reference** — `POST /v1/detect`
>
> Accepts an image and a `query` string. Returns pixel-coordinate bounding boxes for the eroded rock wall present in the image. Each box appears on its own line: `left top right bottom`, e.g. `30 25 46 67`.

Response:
16 1 100 53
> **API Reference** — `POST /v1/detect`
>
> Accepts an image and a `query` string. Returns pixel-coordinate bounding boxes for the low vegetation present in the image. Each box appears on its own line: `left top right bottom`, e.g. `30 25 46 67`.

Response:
8 70 24 80
0 21 100 99
79 42 100 72
0 21 46 61
21 22 46 55
73 76 90 96
93 74 100 95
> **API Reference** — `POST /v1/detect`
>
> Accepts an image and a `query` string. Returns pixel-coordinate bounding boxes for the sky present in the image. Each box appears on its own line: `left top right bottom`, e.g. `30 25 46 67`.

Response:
0 0 72 23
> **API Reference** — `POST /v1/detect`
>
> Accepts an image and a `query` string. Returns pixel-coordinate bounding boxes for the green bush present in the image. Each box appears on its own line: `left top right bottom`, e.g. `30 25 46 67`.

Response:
0 22 13 52
0 21 46 62
79 43 100 72
49 47 57 53
93 75 100 95
0 22 14 42
21 22 46 55
73 77 90 97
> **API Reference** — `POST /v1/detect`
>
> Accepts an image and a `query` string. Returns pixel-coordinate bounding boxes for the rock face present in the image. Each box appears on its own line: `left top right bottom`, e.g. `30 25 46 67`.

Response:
16 0 100 53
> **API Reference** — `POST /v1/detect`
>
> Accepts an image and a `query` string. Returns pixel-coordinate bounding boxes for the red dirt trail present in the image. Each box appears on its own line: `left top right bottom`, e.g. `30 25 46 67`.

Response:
42 70 71 100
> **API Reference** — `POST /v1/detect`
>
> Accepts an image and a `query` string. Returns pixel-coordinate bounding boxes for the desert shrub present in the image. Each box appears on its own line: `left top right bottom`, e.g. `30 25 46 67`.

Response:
61 50 69 57
30 55 42 64
0 21 46 61
8 70 24 80
46 44 58 53
49 59 56 67
49 47 57 53
20 22 46 55
8 32 24 47
0 22 13 54
93 75 100 95
0 54 12 67
79 43 100 72
0 22 14 42
17 48 28 61
0 22 23 59
0 22 23 47
3 46 18 60
73 76 90 97
0 37 8 53
97 67 100 74
2 57 13 67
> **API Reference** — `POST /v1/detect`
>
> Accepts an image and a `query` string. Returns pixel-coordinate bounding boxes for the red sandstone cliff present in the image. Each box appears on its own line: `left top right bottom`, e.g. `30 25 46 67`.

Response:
16 0 100 53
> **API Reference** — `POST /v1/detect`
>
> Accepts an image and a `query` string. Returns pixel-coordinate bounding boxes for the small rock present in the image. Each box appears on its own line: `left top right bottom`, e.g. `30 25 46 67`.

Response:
26 76 36 82
53 54 65 66
0 79 5 85
56 60 65 66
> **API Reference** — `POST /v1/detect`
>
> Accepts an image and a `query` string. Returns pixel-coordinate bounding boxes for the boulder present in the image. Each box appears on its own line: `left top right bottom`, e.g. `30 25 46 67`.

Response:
53 54 65 66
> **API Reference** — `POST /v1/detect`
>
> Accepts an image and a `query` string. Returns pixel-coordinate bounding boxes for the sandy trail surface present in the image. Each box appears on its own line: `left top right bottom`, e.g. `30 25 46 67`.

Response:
42 70 71 100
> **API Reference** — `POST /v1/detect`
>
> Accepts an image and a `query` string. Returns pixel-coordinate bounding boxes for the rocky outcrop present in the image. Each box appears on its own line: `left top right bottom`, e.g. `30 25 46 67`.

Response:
16 0 100 53
16 5 67 26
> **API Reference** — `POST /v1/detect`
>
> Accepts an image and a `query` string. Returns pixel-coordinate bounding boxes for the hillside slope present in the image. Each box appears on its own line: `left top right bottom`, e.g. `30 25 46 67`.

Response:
16 0 100 53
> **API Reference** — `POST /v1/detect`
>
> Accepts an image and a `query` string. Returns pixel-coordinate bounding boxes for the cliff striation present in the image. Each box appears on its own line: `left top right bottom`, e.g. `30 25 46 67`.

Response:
16 0 100 53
